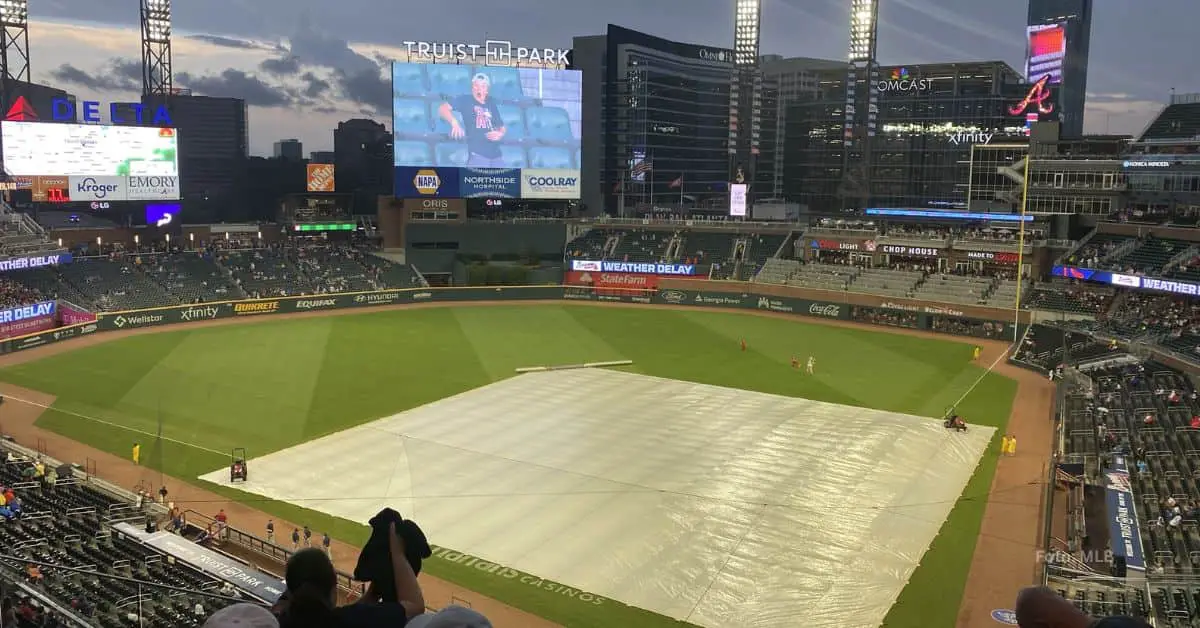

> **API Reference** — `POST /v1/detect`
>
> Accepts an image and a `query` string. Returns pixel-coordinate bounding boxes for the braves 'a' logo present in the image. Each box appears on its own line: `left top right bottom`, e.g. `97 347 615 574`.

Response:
1009 75 1054 116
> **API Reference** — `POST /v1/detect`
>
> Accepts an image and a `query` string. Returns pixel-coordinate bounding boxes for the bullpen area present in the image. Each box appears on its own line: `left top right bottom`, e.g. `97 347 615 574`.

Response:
0 303 1019 628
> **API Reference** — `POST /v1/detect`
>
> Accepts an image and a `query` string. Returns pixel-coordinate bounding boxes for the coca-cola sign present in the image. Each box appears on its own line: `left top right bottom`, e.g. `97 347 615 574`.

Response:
808 303 841 318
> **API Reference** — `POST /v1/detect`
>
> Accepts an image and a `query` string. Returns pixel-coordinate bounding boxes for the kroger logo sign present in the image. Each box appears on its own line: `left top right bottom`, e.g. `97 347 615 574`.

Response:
69 176 125 200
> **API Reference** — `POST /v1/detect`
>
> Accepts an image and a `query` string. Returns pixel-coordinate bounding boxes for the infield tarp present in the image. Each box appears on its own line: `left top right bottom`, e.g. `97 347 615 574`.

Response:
203 368 993 628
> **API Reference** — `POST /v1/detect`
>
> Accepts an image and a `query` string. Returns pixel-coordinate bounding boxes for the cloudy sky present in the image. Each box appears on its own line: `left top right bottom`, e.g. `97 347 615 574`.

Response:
29 0 1198 156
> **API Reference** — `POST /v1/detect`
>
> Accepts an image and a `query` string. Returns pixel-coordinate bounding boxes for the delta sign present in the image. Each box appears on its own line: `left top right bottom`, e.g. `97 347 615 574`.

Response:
3 95 172 126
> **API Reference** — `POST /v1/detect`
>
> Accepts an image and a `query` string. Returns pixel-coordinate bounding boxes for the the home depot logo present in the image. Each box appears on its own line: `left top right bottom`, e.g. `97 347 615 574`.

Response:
233 301 280 315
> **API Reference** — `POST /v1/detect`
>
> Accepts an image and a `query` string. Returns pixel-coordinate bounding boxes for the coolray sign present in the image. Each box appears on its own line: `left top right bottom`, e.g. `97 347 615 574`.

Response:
69 176 125 201
126 175 180 200
296 299 338 310
569 260 695 276
1122 160 1171 168
401 41 570 66
459 168 520 198
51 99 172 126
877 68 931 92
948 131 993 145
880 245 940 257
111 313 164 328
0 253 71 272
520 169 580 199
0 301 54 324
178 305 220 322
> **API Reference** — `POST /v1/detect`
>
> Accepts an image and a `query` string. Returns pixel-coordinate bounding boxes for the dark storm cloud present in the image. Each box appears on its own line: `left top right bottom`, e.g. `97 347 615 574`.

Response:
49 59 141 92
300 72 331 99
260 56 302 76
176 69 292 107
283 16 389 114
186 34 262 50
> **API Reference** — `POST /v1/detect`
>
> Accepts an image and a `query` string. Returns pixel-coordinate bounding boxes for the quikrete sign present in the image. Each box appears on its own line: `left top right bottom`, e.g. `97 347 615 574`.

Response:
52 98 172 126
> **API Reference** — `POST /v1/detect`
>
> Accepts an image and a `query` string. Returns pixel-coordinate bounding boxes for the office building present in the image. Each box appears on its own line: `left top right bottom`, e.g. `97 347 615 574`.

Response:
142 93 248 202
309 151 335 164
333 118 391 196
1122 93 1200 215
1026 0 1092 137
273 139 303 160
759 55 847 198
783 61 1031 213
572 25 736 215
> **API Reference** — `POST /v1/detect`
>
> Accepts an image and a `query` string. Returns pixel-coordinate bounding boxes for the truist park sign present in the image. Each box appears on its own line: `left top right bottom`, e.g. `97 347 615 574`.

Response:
401 40 570 65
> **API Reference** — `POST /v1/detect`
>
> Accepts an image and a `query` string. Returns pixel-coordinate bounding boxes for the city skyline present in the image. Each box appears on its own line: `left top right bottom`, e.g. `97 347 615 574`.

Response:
26 0 1198 155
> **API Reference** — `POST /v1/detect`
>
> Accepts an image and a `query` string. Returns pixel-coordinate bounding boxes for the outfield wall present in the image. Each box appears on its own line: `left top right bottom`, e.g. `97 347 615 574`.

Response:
0 284 1028 357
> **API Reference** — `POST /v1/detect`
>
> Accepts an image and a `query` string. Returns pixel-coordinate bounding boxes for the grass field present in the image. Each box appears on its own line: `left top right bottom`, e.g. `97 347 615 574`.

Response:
0 304 1017 628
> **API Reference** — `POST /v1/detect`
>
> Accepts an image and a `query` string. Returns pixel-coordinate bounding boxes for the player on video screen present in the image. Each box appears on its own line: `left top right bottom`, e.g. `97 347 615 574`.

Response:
439 73 507 167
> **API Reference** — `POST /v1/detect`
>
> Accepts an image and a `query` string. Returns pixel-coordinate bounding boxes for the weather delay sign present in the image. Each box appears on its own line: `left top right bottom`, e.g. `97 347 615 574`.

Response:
571 260 696 276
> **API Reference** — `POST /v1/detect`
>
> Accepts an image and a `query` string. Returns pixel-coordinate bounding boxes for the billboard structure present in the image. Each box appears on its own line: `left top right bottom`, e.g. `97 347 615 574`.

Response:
1025 23 1066 84
391 62 581 199
0 120 180 200
306 163 335 192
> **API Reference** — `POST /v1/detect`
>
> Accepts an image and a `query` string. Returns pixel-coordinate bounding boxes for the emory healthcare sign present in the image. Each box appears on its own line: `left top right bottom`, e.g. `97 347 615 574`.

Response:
402 40 570 65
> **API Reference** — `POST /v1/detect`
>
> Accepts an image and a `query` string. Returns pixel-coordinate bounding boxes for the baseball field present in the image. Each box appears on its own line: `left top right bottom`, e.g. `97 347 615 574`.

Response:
0 303 1027 627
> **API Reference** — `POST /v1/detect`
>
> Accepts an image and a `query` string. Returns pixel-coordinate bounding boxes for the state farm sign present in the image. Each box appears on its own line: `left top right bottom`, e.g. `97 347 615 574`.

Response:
566 271 657 293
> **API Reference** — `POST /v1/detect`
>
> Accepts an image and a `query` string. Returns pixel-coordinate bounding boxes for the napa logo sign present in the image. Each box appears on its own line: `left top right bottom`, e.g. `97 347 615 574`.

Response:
877 67 931 92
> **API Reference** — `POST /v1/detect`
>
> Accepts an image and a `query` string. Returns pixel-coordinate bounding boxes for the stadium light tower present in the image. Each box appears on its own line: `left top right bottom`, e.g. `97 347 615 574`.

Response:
730 0 763 202
0 0 30 84
140 0 173 96
841 0 880 210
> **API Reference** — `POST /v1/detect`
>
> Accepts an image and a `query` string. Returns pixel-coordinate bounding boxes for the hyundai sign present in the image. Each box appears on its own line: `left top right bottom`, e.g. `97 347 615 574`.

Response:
571 260 696 276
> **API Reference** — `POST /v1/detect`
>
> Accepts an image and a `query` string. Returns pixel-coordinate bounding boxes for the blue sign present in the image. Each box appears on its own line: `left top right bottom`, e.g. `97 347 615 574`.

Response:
459 168 521 198
571 260 696 276
0 301 55 324
1104 459 1146 572
990 609 1018 625
864 208 1034 222
51 99 172 126
1052 265 1200 297
0 253 72 272
394 166 461 198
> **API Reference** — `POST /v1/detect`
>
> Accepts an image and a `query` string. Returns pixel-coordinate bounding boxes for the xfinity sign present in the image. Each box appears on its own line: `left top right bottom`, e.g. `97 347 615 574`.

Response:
949 131 993 145
401 40 569 66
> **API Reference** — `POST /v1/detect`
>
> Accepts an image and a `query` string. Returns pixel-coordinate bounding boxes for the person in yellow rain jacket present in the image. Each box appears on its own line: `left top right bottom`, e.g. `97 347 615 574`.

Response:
132 443 141 465
973 346 981 361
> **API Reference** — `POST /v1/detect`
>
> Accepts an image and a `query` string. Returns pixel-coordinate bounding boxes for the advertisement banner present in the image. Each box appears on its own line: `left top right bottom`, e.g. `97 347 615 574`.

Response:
394 167 461 198
401 198 467 214
126 175 181 201
1103 457 1146 571
58 304 97 326
1052 265 1200 297
0 252 71 272
232 301 281 316
730 183 748 217
113 524 285 602
879 244 941 257
306 164 335 192
520 168 580 199
6 320 97 352
459 168 520 198
68 176 127 202
966 251 1019 264
570 260 696 276
0 310 56 341
811 239 866 251
565 271 657 297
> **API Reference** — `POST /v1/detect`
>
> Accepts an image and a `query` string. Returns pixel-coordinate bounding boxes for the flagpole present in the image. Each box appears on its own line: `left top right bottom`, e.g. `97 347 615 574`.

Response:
648 152 653 207
618 171 626 217
679 175 684 208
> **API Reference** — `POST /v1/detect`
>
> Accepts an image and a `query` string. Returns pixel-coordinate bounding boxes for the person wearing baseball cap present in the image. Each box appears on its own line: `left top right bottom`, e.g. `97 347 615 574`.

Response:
202 603 279 628
1015 586 1151 628
406 605 491 628
437 73 506 167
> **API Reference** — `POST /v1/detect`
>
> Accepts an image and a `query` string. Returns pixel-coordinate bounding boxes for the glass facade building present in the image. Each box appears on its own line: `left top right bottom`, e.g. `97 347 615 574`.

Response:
1027 0 1092 138
574 25 735 214
782 61 1035 213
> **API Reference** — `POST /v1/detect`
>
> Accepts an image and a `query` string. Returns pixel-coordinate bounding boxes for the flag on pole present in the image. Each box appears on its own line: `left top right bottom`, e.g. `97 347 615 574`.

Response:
613 179 623 193
669 176 682 188
632 160 653 175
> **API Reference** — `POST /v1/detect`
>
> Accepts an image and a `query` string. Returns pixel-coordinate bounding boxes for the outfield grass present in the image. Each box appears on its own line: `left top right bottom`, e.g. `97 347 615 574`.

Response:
0 304 1016 628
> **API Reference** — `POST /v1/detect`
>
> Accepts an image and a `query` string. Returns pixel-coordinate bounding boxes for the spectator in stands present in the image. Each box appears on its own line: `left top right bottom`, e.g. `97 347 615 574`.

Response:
407 605 493 628
276 538 421 627
1016 585 1150 627
159 485 169 504
0 277 45 309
